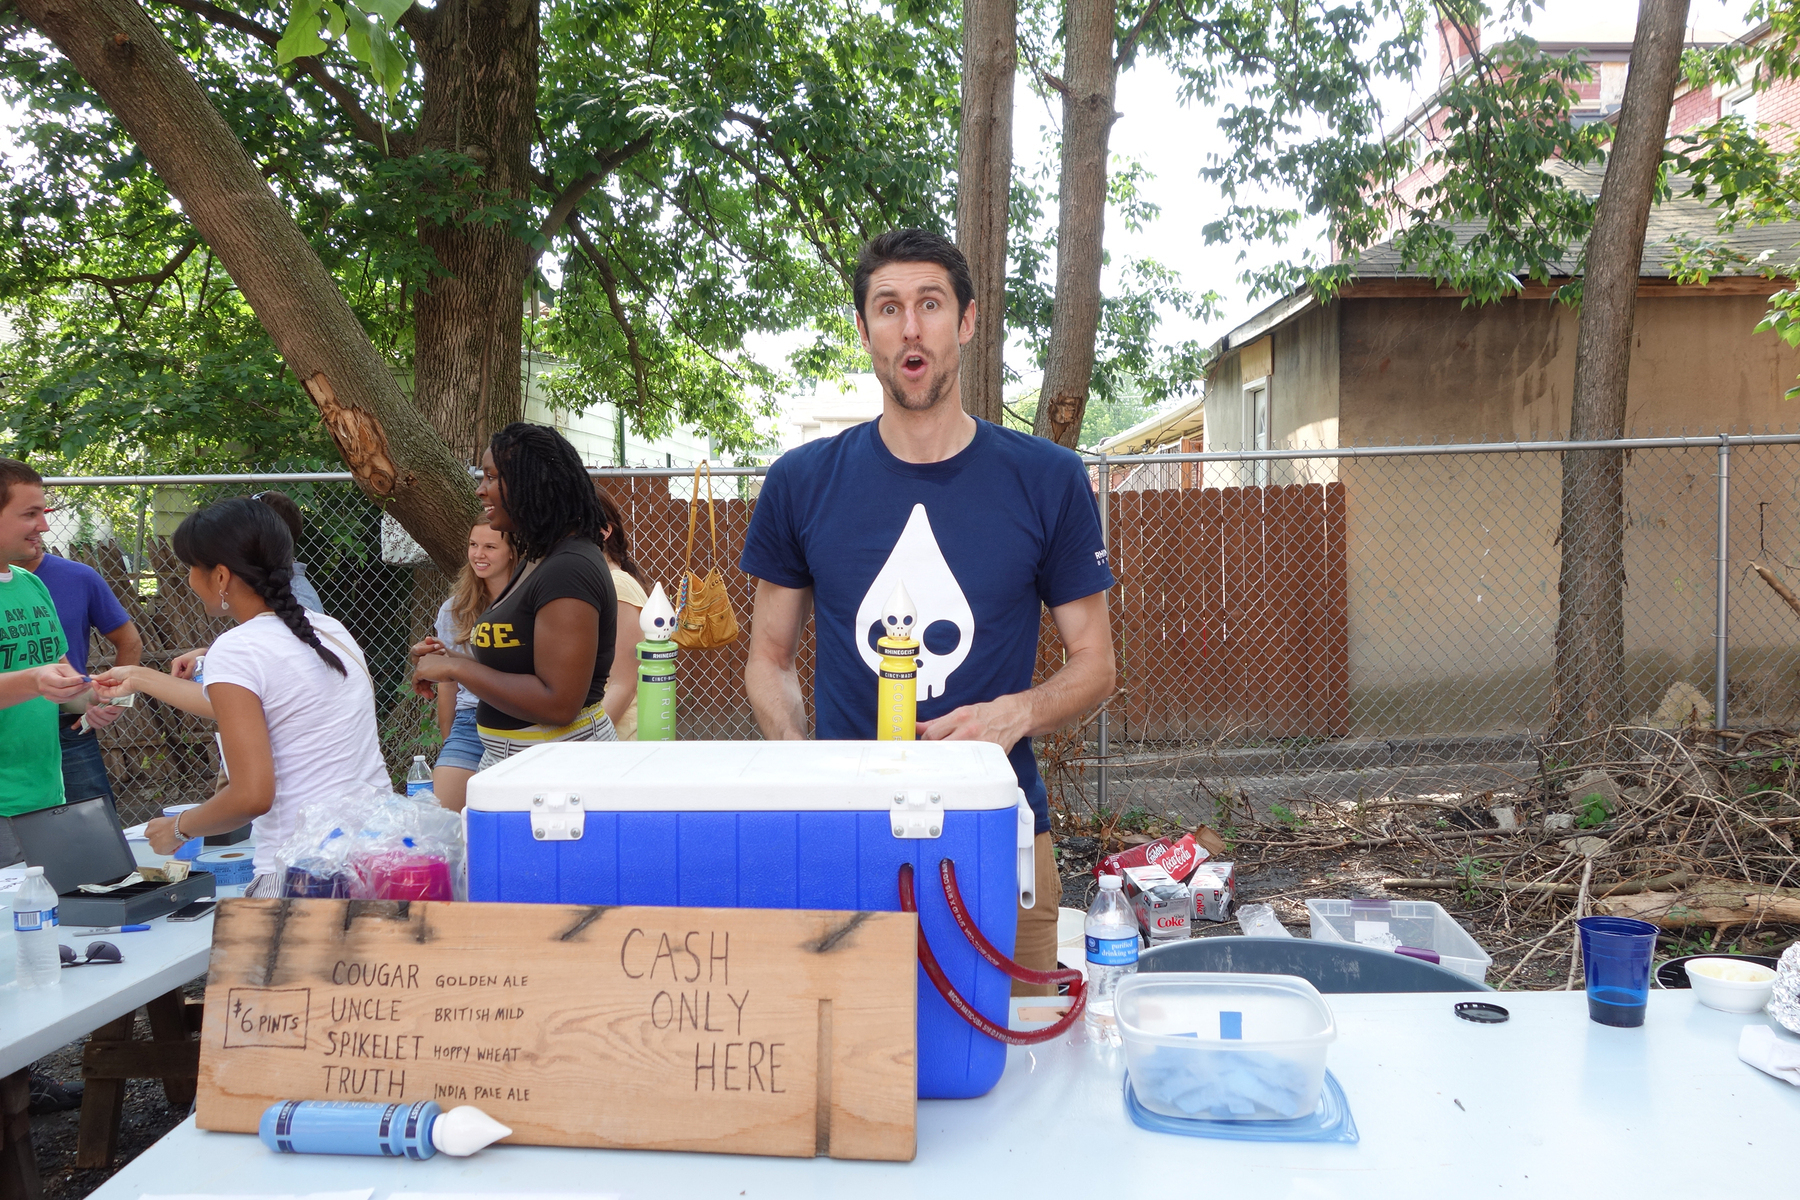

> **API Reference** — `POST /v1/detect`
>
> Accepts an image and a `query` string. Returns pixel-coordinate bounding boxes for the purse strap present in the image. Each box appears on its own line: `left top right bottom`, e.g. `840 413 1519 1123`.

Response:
316 627 374 692
682 460 720 574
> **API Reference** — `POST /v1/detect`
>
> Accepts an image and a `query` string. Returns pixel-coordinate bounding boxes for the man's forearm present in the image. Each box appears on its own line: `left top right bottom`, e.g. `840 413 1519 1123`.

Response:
107 623 144 668
746 657 807 740
0 668 45 710
1012 644 1115 741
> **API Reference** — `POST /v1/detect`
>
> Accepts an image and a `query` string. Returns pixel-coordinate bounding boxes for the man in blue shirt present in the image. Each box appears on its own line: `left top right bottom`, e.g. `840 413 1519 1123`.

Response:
741 229 1116 993
11 507 143 807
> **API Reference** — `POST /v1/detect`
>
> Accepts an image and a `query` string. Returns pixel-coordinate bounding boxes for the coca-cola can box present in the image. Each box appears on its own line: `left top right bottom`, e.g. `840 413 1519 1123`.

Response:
1189 868 1232 923
1094 832 1209 883
1121 864 1190 941
1206 861 1236 902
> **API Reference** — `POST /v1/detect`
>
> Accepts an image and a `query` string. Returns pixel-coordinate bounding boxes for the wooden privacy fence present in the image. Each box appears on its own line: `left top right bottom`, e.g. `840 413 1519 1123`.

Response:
598 476 1350 745
1107 482 1349 742
596 475 809 739
56 473 1351 821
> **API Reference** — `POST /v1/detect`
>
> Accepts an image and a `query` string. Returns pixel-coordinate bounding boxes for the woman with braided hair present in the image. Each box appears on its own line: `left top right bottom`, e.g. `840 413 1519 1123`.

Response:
95 498 387 892
411 422 618 765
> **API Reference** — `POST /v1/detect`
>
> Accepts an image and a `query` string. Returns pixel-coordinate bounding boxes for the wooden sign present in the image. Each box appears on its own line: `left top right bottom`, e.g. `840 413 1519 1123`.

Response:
196 898 917 1162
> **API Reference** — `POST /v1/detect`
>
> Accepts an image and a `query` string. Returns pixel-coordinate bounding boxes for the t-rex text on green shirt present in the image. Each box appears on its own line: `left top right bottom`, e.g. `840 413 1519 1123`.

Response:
0 566 69 817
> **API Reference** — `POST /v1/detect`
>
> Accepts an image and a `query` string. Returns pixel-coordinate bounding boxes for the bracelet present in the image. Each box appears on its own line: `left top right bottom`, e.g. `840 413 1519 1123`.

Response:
172 810 187 842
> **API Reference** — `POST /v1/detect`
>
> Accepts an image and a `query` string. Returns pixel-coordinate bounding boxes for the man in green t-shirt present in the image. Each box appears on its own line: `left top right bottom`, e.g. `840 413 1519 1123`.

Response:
0 459 91 817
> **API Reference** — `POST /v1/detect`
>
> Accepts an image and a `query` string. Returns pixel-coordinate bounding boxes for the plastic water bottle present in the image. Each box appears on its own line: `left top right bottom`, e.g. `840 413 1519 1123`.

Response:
405 755 434 799
1085 874 1138 1040
12 865 63 989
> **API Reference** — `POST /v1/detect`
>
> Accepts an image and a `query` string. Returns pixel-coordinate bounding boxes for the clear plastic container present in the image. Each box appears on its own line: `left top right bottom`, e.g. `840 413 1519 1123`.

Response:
1115 972 1335 1121
1305 898 1493 983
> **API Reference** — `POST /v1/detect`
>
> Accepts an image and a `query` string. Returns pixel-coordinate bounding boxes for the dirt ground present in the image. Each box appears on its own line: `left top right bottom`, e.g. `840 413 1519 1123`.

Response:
26 1009 192 1200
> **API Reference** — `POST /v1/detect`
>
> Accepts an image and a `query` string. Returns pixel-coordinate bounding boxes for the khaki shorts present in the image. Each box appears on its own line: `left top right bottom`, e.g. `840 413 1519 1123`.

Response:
1011 831 1062 998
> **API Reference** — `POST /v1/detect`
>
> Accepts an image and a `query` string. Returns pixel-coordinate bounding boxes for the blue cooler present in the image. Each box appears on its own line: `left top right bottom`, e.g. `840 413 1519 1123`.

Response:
465 740 1037 1099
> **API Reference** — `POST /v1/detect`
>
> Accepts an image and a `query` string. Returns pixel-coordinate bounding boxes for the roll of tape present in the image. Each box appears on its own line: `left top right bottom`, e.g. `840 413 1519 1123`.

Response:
197 848 256 886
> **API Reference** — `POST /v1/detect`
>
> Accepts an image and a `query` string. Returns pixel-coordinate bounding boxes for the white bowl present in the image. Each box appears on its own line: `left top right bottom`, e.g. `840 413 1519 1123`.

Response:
1685 957 1777 1013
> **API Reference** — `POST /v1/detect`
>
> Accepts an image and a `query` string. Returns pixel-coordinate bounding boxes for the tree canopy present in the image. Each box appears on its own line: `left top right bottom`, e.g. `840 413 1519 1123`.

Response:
0 0 960 471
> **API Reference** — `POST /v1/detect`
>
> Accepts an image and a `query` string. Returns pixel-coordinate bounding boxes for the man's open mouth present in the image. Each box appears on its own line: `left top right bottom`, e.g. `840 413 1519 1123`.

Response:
900 351 928 377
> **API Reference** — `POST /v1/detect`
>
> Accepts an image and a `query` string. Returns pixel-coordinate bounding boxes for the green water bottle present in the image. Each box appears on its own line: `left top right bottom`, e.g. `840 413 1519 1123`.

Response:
637 581 678 741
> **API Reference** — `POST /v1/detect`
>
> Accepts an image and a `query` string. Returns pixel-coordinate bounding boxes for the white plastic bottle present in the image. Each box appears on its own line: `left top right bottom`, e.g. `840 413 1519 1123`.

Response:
12 865 63 989
405 755 434 799
1084 874 1139 1040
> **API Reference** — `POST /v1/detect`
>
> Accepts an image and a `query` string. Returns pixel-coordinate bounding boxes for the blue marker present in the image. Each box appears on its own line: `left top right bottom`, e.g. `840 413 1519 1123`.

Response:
258 1100 510 1158
67 925 150 934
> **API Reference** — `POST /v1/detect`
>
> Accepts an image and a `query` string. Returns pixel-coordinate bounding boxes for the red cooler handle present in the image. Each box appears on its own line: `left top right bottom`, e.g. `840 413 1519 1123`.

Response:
898 861 1086 1047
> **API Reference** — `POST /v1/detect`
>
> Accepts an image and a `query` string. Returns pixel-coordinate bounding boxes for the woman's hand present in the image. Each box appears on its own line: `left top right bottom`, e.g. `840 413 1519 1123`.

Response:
410 636 448 659
170 649 205 680
92 665 147 701
412 650 457 699
144 815 185 855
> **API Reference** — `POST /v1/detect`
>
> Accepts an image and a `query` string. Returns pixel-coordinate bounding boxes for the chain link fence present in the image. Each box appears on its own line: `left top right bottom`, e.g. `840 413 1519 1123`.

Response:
42 433 1800 830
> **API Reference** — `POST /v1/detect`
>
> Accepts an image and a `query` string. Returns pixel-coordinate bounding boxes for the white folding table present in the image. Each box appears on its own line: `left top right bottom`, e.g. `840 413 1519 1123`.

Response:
2 870 229 1199
76 988 1800 1200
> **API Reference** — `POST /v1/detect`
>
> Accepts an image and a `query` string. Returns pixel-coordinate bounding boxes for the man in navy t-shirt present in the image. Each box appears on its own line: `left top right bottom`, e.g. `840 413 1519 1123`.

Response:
11 522 143 807
741 229 1116 994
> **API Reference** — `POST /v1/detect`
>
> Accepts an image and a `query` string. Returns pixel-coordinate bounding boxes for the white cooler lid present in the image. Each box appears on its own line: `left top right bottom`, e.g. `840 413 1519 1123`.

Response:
465 740 1025 812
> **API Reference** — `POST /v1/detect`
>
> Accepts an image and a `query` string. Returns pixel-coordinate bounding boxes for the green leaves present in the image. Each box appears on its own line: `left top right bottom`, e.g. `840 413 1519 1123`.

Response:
276 0 413 96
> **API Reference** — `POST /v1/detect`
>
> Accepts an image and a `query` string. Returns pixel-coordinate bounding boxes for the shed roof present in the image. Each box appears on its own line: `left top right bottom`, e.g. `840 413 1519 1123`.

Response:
1210 160 1800 362
1352 161 1800 280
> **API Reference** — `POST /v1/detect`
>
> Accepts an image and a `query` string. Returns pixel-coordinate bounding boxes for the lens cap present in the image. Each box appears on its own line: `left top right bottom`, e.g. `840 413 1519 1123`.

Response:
1454 1001 1509 1024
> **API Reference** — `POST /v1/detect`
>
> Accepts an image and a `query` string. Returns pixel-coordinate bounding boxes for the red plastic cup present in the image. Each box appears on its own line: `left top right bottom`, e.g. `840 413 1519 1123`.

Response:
368 853 452 901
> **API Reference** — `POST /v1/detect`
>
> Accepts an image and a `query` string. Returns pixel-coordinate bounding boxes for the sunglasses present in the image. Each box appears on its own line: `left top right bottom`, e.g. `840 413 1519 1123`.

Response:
59 941 123 968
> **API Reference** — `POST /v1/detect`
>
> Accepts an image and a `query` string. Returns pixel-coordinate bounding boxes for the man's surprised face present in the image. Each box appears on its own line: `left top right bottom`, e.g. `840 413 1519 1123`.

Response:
857 261 975 413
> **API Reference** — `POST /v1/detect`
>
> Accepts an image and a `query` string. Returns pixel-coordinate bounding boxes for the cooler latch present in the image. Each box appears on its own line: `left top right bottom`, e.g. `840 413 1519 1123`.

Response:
889 790 943 840
529 793 584 841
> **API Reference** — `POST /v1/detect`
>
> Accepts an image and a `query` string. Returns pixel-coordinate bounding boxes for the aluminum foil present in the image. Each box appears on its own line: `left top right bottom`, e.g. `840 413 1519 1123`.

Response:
1770 942 1800 1035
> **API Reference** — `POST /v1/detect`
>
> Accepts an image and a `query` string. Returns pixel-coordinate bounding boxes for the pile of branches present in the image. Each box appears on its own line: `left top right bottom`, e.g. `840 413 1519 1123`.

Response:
1208 724 1799 985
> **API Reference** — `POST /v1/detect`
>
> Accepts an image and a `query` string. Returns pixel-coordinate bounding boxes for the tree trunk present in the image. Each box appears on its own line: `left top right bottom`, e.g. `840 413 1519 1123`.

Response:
1548 0 1692 748
955 0 1014 427
408 0 540 462
1034 0 1116 448
19 0 480 572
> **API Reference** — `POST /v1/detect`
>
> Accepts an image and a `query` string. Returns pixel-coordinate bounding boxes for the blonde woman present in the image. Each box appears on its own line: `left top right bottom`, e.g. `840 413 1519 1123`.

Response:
594 487 652 739
424 523 517 810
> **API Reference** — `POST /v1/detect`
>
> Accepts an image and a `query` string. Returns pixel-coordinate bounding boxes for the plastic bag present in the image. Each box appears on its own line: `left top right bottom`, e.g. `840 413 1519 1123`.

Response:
273 785 466 901
346 793 465 901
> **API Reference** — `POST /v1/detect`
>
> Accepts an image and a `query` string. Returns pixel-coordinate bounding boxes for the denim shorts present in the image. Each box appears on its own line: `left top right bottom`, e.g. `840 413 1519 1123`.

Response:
437 706 484 772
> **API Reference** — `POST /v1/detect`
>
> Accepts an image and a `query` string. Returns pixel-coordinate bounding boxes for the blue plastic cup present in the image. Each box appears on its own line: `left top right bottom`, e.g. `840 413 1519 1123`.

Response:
1577 915 1658 1027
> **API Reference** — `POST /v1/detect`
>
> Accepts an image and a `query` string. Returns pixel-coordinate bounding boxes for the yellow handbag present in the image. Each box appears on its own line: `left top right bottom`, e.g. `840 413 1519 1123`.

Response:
674 461 740 650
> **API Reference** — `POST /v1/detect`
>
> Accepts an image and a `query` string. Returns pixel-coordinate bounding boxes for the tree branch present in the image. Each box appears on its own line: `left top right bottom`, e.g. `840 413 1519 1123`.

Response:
1115 0 1163 67
150 0 399 151
49 236 197 290
567 213 655 413
534 133 655 253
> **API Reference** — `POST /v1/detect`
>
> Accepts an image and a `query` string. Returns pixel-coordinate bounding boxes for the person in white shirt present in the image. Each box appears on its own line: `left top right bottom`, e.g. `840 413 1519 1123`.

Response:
95 498 387 891
425 522 516 810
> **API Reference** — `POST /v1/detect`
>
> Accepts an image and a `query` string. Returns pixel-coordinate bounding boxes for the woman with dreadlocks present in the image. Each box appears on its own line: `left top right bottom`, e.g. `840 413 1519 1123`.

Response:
95 498 387 893
411 423 619 766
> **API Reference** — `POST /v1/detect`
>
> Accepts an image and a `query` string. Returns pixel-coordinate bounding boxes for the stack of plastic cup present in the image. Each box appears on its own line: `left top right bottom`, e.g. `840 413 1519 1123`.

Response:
1577 915 1659 1027
283 866 351 898
367 853 453 901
